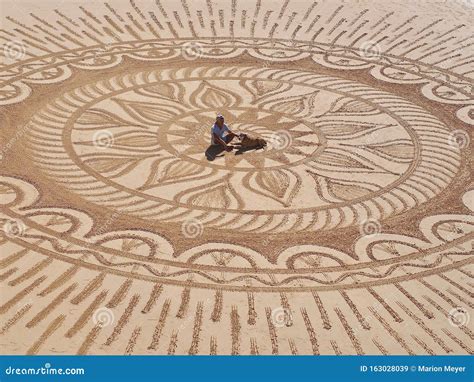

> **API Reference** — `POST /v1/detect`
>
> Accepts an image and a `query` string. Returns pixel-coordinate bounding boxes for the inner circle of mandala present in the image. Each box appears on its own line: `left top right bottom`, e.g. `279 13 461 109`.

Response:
25 63 461 233
162 108 326 170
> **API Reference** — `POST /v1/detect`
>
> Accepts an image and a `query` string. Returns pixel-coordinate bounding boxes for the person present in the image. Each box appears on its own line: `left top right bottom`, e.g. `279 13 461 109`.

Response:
211 113 238 152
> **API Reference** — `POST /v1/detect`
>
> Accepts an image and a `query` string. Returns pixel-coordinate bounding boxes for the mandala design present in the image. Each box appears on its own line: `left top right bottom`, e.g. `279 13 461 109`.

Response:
0 0 472 356
25 67 461 232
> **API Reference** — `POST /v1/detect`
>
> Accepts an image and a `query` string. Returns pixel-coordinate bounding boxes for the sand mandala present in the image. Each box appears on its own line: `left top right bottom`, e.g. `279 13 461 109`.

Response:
0 0 472 355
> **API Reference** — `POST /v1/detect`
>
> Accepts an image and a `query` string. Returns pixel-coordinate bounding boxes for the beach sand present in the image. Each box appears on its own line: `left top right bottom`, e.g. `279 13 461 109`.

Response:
0 0 472 355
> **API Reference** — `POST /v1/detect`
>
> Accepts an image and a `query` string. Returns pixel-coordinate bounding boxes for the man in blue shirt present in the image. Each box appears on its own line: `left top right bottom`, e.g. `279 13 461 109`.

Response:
211 113 239 152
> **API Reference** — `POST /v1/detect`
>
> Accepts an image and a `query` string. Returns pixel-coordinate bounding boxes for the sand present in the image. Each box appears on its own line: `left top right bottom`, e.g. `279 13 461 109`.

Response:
0 0 472 355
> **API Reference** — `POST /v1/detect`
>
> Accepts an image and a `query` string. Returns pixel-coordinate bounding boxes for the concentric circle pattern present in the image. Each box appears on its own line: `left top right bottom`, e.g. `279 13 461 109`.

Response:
0 0 472 356
27 66 460 224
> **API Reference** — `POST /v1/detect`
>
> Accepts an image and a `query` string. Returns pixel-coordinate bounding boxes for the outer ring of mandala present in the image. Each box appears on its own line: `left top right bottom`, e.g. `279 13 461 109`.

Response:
0 167 472 292
1 38 473 128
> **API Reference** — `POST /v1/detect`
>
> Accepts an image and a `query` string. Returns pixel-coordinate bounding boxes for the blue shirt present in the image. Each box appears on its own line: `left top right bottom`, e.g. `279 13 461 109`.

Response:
211 123 230 145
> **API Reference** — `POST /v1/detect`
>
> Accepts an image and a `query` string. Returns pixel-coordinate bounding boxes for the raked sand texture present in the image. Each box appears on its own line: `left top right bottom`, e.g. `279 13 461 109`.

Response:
0 0 473 355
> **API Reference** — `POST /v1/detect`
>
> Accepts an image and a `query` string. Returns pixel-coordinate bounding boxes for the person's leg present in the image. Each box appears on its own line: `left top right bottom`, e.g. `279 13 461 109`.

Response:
206 145 225 161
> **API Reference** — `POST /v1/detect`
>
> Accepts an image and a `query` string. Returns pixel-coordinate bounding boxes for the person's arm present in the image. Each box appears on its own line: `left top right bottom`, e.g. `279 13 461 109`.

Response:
227 126 239 138
213 133 233 151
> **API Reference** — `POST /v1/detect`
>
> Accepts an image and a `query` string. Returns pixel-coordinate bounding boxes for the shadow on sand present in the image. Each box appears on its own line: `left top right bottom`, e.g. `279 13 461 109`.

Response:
205 144 265 161
205 145 226 161
206 144 266 161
